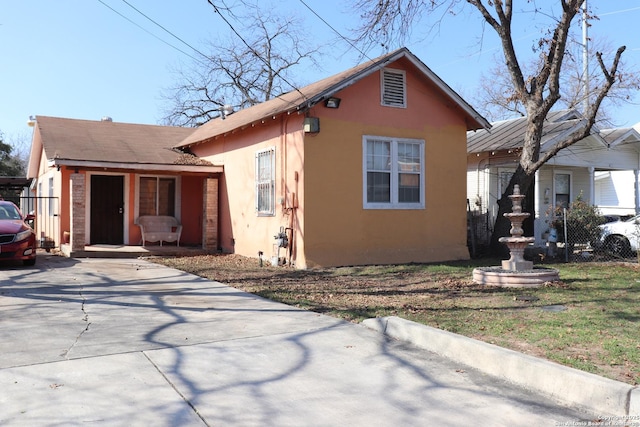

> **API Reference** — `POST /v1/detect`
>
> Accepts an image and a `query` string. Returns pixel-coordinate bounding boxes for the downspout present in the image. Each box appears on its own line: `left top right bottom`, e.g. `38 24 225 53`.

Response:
281 114 287 208
281 112 297 266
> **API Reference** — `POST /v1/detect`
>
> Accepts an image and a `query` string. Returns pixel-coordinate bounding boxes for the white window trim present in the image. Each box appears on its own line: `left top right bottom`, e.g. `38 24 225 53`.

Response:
362 135 425 210
255 147 276 216
380 68 407 108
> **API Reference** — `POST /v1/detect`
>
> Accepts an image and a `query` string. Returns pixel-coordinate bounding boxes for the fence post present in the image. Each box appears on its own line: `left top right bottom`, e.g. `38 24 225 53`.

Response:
564 208 569 262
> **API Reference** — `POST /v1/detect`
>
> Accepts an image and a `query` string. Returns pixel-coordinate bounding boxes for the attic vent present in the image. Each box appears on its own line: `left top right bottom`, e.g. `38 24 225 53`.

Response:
101 116 113 122
381 68 406 108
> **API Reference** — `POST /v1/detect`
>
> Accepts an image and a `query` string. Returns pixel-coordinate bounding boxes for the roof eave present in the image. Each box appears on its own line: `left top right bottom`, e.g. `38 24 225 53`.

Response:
49 159 223 174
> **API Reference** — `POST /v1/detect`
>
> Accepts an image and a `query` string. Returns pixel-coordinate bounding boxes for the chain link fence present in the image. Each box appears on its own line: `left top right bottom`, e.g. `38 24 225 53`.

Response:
467 199 640 263
545 207 640 263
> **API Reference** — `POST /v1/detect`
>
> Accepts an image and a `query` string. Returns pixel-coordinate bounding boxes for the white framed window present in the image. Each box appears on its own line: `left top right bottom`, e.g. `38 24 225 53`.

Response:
37 182 43 215
256 147 276 216
381 68 406 108
363 136 425 209
48 177 55 217
554 171 572 209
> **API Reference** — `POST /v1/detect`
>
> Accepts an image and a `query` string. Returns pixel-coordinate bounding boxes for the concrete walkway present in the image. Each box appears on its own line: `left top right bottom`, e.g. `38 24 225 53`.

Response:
0 255 607 426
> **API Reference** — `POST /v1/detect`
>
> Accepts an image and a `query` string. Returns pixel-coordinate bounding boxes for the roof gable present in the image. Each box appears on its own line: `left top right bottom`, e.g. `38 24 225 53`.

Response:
600 127 640 148
176 47 490 148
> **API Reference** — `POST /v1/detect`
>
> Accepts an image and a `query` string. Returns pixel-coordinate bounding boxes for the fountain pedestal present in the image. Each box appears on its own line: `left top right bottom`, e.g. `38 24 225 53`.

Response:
499 237 534 271
498 186 534 271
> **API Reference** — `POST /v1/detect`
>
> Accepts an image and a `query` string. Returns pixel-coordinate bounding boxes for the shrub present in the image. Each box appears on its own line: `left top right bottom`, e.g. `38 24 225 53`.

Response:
550 195 606 246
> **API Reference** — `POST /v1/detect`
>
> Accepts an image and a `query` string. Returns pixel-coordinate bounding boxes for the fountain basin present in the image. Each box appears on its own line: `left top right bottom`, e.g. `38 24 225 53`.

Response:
472 266 560 287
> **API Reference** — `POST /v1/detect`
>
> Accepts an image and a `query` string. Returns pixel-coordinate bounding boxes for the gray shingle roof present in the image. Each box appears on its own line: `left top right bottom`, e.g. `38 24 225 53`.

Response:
35 116 194 165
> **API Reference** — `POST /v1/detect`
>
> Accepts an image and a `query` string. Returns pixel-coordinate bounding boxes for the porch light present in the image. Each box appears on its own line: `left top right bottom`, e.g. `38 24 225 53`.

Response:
324 97 341 109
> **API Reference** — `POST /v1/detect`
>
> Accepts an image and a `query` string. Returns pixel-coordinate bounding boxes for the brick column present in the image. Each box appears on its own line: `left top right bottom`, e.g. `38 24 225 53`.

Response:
202 178 218 250
70 173 86 251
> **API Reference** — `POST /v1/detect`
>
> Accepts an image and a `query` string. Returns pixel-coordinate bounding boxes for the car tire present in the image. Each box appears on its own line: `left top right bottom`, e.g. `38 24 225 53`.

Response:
23 258 36 266
606 235 631 258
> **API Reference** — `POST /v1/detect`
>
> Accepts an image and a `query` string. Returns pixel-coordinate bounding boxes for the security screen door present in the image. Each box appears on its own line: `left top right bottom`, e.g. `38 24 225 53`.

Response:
90 175 124 245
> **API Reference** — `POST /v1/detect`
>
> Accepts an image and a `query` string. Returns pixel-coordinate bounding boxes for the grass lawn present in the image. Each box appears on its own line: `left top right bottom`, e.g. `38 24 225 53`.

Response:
152 254 640 385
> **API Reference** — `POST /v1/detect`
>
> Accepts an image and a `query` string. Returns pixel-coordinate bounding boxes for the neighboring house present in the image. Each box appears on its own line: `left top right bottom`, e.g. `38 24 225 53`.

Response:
467 110 640 250
27 116 222 254
175 47 490 268
594 126 640 217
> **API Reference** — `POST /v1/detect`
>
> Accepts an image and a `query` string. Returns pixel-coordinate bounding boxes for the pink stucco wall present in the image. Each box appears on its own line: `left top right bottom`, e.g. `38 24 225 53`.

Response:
191 56 472 268
192 115 306 263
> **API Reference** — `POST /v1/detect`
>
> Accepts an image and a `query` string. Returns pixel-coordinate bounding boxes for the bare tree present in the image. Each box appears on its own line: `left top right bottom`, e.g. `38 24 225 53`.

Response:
161 3 320 127
351 0 629 253
473 38 640 125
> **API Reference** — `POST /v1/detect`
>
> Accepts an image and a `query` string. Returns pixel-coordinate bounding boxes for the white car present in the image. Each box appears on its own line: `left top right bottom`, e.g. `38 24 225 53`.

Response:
598 214 640 257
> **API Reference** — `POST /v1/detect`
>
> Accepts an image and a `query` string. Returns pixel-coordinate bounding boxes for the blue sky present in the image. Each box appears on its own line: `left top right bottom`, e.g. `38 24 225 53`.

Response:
1 0 639 144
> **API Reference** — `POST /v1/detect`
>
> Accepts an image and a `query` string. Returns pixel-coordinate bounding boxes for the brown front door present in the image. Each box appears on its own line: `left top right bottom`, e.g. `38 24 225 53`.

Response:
90 175 124 245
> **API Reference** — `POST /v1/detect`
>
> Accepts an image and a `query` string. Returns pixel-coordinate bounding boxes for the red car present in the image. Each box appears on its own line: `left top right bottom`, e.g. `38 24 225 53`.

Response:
0 200 37 266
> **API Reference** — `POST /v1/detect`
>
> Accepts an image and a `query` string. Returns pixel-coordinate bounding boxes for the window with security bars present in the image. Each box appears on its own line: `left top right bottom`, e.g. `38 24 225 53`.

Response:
381 68 406 108
139 176 176 216
363 136 424 209
256 148 275 215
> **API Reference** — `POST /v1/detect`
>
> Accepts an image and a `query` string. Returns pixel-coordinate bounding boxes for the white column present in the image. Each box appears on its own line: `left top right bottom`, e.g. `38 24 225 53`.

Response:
534 170 542 245
589 166 595 205
635 169 639 215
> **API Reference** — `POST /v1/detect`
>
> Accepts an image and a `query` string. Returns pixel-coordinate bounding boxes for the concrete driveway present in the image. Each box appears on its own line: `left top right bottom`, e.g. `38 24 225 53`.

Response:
0 254 589 426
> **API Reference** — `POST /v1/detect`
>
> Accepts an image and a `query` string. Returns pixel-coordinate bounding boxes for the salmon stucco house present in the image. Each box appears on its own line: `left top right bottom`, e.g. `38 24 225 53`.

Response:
27 48 489 267
175 47 490 268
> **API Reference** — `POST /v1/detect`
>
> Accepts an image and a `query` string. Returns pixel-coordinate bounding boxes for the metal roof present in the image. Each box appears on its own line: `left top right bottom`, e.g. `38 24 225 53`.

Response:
466 110 594 154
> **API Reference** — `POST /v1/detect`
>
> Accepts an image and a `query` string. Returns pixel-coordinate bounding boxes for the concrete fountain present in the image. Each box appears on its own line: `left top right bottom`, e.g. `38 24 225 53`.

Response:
472 185 559 287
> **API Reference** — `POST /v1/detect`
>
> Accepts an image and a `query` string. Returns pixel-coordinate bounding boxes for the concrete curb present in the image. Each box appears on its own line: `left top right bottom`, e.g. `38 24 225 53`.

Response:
362 316 639 417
